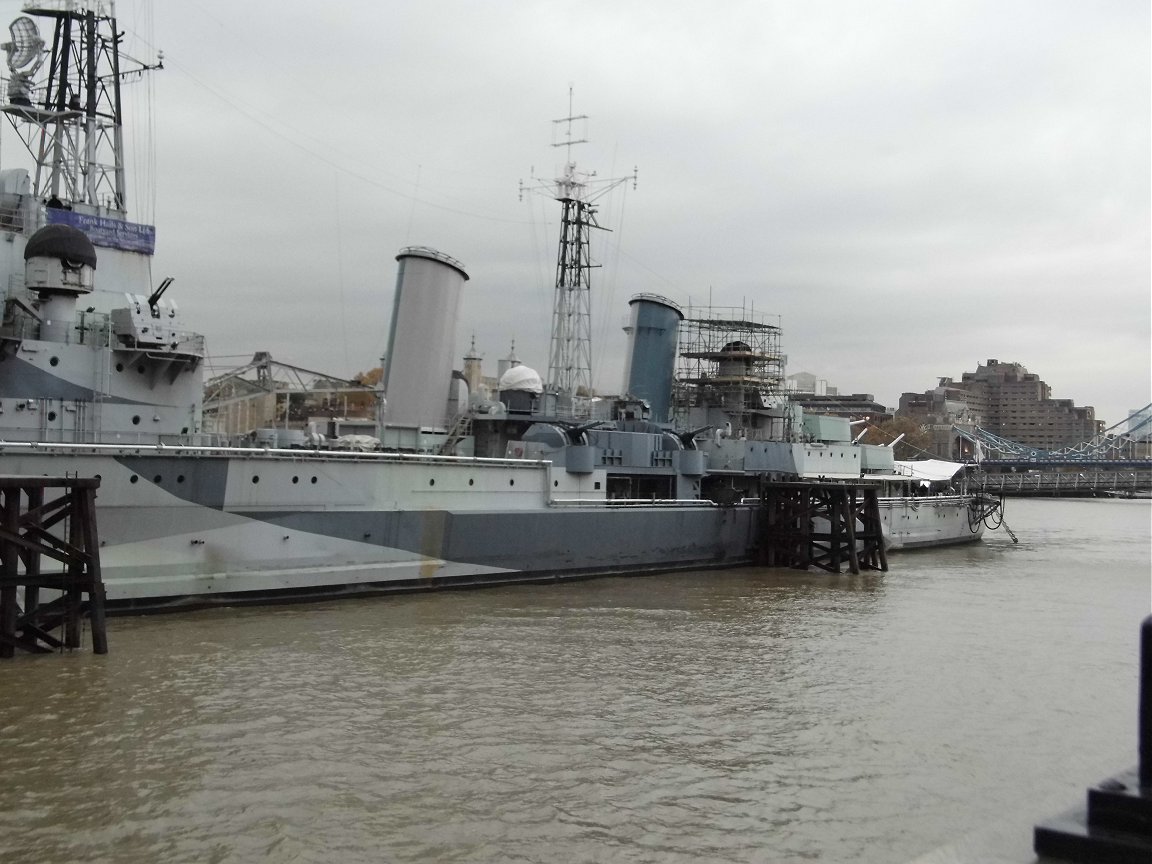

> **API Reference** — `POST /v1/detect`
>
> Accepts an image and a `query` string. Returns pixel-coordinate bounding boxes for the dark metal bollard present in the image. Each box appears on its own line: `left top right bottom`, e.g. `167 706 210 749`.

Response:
1141 614 1151 789
1033 614 1152 862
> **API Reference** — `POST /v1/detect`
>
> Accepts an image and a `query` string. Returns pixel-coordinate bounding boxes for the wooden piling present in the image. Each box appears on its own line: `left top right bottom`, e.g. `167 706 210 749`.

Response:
758 482 887 574
0 475 105 657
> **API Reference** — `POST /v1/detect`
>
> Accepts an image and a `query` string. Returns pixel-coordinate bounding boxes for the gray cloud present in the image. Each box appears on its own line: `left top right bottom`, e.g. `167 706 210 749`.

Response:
91 0 1152 425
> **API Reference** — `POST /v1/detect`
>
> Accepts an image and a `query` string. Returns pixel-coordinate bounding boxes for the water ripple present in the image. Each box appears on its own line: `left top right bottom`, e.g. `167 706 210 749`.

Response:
0 499 1145 863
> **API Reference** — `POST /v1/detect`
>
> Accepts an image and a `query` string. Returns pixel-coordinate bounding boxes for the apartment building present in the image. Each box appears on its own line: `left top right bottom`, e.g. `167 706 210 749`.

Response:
898 359 1099 453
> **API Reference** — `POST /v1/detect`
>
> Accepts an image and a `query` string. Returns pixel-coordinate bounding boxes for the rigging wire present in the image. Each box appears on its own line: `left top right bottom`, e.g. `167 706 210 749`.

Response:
522 181 555 369
592 184 628 395
152 51 529 226
334 170 349 371
587 144 622 395
120 1 158 225
404 164 422 244
611 245 692 306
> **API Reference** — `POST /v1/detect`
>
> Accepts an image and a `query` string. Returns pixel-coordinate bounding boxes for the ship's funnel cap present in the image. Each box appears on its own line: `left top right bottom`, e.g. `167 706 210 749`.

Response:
25 224 97 269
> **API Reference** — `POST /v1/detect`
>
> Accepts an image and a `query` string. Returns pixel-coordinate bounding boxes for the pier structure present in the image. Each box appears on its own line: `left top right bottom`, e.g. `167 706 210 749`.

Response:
757 483 887 575
0 475 106 657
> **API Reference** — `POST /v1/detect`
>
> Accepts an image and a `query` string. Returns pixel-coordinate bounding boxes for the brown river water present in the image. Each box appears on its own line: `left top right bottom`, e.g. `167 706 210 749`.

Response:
1 497 1149 863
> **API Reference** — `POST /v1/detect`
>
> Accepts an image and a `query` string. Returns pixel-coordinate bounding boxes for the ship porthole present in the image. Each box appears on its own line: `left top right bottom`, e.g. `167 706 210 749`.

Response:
49 356 59 366
429 478 435 486
509 478 515 486
310 476 318 484
252 476 260 484
292 476 299 484
132 415 141 425
468 478 474 486
137 365 145 374
553 480 558 487
129 475 138 484
177 475 185 483
47 411 56 421
153 475 162 483
115 362 124 372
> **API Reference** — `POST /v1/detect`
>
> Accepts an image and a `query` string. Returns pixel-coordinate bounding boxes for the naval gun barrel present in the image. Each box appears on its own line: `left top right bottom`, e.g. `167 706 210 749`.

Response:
556 420 608 445
677 426 713 449
147 276 174 311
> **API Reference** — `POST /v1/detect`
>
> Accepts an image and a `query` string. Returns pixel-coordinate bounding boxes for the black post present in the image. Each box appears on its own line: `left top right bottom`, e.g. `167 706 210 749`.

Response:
1141 614 1152 789
1034 615 1152 861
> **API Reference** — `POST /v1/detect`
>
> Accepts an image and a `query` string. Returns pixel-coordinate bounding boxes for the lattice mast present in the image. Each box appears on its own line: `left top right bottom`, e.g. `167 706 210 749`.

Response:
522 91 636 396
548 158 595 396
2 1 160 213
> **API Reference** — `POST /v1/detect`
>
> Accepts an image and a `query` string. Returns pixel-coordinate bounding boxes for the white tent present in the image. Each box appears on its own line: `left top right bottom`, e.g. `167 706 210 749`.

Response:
893 459 971 483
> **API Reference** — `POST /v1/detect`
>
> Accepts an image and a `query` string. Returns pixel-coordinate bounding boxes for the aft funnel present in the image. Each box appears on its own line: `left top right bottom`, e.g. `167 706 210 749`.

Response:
622 293 682 423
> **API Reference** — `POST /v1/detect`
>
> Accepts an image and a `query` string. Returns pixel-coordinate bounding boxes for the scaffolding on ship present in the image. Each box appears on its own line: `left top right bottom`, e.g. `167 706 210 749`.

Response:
672 304 786 436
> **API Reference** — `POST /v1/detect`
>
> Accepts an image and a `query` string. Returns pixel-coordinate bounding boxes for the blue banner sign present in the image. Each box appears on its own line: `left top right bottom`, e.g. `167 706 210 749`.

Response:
45 208 156 254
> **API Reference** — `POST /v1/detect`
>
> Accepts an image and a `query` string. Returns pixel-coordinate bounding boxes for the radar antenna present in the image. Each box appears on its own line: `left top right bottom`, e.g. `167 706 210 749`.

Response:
2 16 45 105
1 2 161 214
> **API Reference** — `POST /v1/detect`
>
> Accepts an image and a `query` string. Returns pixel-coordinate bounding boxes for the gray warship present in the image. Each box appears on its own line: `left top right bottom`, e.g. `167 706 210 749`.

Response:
0 2 992 612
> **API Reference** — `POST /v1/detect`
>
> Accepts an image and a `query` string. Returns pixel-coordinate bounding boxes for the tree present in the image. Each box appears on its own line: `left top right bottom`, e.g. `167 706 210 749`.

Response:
858 416 933 460
341 367 383 415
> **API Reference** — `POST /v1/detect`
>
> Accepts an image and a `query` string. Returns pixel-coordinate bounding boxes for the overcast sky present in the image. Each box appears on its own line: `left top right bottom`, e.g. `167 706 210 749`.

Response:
26 0 1152 425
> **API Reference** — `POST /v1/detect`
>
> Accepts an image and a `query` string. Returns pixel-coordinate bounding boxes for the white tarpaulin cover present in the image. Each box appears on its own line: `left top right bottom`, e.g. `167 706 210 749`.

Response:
893 459 970 483
498 364 544 394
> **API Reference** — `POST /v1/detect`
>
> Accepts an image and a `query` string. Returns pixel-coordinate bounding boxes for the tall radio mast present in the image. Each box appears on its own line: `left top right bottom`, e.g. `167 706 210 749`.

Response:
522 90 635 398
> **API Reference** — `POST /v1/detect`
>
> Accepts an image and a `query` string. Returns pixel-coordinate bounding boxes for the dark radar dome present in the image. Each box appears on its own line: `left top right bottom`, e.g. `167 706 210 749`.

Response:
24 224 97 269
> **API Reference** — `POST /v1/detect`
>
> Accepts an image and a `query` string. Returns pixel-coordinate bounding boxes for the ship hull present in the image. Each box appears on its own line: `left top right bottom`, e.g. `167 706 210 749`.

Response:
878 495 985 551
0 445 759 611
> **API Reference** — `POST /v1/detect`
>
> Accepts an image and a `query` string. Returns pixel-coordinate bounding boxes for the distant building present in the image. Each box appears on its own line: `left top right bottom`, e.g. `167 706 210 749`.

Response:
898 359 1100 455
785 371 890 421
786 371 836 397
1128 405 1152 442
897 379 982 459
789 392 892 422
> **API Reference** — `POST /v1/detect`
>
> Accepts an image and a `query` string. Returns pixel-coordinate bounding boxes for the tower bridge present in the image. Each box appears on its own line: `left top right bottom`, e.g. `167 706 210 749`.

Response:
952 405 1152 495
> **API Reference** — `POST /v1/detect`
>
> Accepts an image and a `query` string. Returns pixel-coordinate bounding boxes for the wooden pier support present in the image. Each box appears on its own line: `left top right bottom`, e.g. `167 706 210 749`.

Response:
0 475 105 657
758 483 887 574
